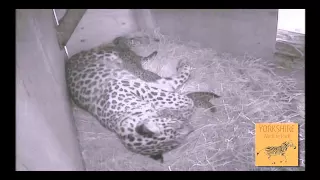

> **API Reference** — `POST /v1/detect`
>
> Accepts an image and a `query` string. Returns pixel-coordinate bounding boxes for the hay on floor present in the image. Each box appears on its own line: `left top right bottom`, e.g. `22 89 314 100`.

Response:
72 29 305 171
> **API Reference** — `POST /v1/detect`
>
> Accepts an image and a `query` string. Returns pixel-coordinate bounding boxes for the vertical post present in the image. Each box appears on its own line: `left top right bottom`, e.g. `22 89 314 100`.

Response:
55 9 87 49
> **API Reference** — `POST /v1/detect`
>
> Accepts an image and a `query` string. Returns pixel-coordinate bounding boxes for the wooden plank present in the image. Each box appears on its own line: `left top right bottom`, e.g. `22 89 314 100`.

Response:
275 29 305 58
54 9 67 22
56 9 87 49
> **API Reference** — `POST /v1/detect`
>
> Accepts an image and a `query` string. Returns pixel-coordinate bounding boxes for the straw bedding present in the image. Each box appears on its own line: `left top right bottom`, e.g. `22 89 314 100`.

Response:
72 29 305 171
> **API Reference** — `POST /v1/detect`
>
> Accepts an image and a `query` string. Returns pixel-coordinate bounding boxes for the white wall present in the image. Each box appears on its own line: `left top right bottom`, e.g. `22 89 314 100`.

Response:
64 9 139 57
16 9 84 171
137 9 279 60
57 9 279 60
277 9 305 34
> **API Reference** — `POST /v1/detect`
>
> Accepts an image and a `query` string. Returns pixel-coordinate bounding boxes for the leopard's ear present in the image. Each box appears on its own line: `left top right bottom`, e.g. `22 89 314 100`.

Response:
135 121 160 136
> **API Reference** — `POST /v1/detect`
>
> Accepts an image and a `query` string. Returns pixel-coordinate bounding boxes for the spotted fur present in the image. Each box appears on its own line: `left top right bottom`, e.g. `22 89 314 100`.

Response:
113 36 162 82
66 36 218 162
113 36 193 91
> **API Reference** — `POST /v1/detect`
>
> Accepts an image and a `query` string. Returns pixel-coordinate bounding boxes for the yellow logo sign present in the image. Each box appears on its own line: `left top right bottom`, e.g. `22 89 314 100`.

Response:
255 123 298 166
